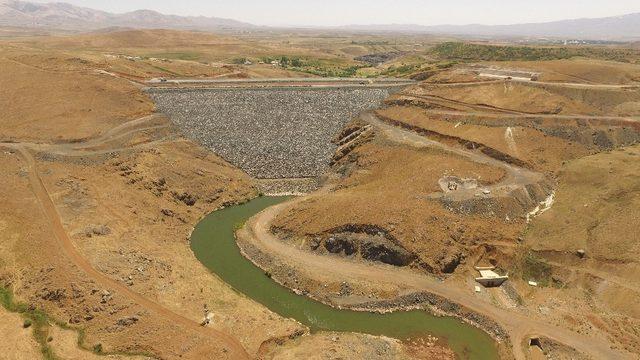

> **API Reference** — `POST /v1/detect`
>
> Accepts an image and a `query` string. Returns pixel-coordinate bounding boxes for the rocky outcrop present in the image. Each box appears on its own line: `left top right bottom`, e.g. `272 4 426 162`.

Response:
288 225 417 267
325 235 358 256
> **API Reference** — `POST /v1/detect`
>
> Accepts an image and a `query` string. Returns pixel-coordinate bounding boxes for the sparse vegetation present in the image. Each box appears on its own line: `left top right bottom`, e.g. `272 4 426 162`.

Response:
0 285 154 359
518 252 553 286
233 221 245 231
258 56 367 77
0 286 56 359
231 57 246 64
380 63 421 77
432 42 640 63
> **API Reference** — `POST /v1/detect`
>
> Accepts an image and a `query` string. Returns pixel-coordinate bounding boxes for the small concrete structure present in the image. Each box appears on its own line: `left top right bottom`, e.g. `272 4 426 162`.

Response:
474 266 509 287
438 176 478 193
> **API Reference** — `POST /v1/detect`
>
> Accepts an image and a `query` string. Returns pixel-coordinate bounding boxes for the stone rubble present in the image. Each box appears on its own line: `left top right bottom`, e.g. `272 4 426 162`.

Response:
148 87 397 178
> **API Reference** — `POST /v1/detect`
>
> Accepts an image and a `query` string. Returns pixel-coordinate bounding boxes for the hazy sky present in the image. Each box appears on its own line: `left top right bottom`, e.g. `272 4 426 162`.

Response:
32 0 640 26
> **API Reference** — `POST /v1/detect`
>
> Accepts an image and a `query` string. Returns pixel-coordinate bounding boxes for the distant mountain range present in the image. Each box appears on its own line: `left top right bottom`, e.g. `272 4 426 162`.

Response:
1 0 640 40
0 0 255 31
338 13 640 40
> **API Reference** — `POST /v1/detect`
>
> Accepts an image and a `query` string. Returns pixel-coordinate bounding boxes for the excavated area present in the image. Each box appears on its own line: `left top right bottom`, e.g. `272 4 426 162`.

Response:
147 87 401 181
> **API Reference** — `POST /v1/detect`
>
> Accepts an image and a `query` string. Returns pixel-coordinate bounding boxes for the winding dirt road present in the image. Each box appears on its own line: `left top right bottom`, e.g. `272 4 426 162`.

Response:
241 202 630 360
238 113 633 360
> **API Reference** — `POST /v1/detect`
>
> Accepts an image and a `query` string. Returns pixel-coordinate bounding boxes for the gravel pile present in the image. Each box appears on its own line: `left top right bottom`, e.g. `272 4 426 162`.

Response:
148 87 395 178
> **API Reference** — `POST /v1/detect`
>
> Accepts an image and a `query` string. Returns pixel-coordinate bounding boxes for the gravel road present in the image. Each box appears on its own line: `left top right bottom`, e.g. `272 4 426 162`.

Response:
148 87 398 178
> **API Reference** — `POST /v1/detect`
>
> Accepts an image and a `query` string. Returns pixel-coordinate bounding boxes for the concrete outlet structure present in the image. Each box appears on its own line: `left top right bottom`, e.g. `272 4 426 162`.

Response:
474 266 509 287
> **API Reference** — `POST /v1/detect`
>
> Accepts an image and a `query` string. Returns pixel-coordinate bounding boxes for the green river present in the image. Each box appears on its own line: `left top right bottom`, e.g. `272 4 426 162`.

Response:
190 196 498 359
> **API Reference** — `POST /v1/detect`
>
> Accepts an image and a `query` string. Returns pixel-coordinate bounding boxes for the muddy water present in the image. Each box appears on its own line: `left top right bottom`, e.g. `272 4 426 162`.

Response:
191 196 498 360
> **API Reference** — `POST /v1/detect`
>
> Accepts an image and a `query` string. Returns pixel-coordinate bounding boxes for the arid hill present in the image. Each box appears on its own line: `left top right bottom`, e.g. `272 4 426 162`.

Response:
263 64 640 357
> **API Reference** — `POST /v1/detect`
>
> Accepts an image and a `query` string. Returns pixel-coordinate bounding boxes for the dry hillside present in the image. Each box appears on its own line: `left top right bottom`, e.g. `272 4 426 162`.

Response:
267 64 640 357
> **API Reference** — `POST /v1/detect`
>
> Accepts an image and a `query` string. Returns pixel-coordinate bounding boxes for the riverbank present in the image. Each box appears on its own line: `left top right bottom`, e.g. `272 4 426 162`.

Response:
235 196 635 360
191 196 499 359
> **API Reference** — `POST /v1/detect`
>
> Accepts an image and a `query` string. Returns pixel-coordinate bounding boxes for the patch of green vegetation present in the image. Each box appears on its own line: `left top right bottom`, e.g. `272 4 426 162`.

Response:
380 63 421 77
0 285 155 359
518 252 553 286
0 286 56 359
258 56 367 77
431 42 640 63
231 57 249 65
233 221 245 231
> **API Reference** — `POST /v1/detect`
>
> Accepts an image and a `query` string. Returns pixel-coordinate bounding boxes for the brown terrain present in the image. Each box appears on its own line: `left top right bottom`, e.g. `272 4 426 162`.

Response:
0 29 452 359
257 61 640 359
2 25 640 360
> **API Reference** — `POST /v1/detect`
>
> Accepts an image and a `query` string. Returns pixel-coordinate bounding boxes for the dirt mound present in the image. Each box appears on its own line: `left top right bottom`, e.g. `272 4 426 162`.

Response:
525 145 640 262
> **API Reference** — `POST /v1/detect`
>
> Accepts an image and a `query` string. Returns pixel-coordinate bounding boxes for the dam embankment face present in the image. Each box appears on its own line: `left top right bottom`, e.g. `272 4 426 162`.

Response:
147 85 404 182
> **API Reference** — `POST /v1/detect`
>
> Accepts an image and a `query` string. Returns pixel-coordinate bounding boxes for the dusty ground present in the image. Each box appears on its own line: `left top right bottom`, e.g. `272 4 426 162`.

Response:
488 59 640 85
262 64 640 359
0 307 42 360
523 145 640 354
265 332 454 360
0 51 154 141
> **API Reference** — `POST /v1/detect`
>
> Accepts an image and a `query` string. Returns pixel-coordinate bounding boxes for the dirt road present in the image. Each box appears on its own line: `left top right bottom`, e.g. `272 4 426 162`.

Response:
238 114 633 360
431 78 640 90
397 94 640 123
363 112 545 203
0 121 251 359
241 197 631 360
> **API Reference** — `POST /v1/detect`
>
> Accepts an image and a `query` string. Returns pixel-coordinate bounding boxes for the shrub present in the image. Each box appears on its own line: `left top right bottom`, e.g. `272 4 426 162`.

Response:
231 57 248 65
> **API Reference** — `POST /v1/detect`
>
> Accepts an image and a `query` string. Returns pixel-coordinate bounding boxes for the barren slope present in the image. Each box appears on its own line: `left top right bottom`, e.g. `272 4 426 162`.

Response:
0 50 153 141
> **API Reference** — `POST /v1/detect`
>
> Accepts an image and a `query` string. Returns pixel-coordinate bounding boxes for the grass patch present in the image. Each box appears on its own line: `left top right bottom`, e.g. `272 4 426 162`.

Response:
233 221 245 231
0 285 155 359
257 56 367 77
0 286 56 359
380 63 421 77
517 252 553 287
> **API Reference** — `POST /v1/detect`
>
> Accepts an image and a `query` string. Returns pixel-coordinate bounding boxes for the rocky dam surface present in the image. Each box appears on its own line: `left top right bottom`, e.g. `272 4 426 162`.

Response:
147 87 401 180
